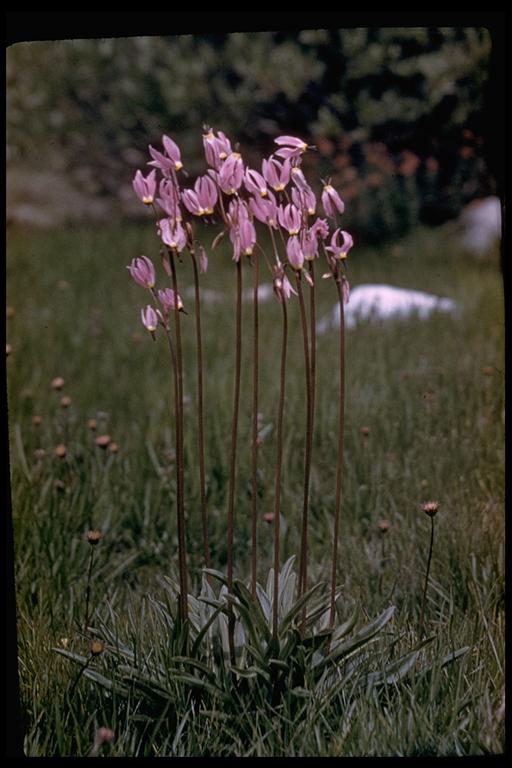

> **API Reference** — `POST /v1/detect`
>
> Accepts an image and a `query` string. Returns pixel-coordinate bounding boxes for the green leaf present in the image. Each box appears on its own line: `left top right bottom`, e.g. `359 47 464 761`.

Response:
315 605 396 671
280 582 326 635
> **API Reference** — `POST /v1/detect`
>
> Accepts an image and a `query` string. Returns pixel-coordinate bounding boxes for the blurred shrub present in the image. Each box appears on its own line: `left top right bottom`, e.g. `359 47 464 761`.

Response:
7 28 493 240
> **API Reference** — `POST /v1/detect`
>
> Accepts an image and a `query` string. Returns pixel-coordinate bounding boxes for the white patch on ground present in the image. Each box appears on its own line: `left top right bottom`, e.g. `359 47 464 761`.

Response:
317 284 459 333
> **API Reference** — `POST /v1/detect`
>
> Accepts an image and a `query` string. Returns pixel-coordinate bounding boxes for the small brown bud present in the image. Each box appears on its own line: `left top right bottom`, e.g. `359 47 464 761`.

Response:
377 519 390 533
87 418 97 431
86 530 102 545
60 396 72 408
95 435 111 449
33 448 46 461
360 426 370 437
51 377 65 390
54 443 67 459
482 366 494 376
89 638 105 656
6 306 15 318
107 442 119 454
32 415 43 427
6 343 12 357
262 512 275 524
421 501 439 517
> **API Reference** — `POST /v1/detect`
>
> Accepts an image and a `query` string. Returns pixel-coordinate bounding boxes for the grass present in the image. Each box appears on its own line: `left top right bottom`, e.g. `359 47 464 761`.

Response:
7 219 505 757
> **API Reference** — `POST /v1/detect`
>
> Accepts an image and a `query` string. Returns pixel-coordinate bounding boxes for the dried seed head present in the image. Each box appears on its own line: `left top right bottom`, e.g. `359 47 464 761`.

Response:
360 426 370 437
54 443 67 459
86 530 102 546
107 442 119 454
378 519 391 533
482 366 494 376
51 377 65 390
33 448 46 461
32 415 43 426
421 501 439 517
59 637 70 649
89 638 106 656
6 343 12 357
60 396 72 408
421 479 429 488
95 434 111 449
87 418 97 431
263 512 275 524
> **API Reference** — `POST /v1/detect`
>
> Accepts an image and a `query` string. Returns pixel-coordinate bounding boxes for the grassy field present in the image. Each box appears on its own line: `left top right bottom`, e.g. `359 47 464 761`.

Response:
7 220 505 757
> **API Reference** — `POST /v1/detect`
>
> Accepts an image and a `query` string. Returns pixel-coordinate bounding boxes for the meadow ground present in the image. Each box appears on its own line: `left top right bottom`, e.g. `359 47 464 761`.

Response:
7 220 504 757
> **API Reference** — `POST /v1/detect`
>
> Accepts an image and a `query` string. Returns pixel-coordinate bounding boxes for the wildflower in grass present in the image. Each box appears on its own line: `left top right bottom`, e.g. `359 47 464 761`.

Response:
159 219 187 252
263 512 275 523
274 134 309 159
60 396 72 408
127 256 156 289
86 530 103 546
89 727 114 757
95 435 111 449
108 442 119 454
148 135 183 174
360 426 370 438
182 176 218 216
33 448 46 461
87 418 97 431
419 500 439 634
321 183 345 217
132 169 157 205
262 156 291 192
158 288 184 313
244 168 268 198
249 192 278 228
287 236 305 271
32 415 43 426
54 444 67 459
278 204 301 235
378 519 391 533
219 152 244 195
326 229 354 261
51 376 65 390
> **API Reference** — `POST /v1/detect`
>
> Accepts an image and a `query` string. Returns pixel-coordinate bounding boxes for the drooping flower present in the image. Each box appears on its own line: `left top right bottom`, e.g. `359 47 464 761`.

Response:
277 203 301 235
310 217 330 240
274 135 308 159
157 179 182 221
132 169 157 205
321 183 345 217
182 175 218 216
326 229 354 260
239 218 257 257
262 156 291 192
158 288 184 312
148 136 183 174
127 256 156 289
141 305 158 332
300 228 319 261
249 191 278 228
203 129 232 169
272 261 298 304
159 219 187 252
244 168 268 198
286 235 304 271
162 135 183 171
218 152 244 195
292 186 317 217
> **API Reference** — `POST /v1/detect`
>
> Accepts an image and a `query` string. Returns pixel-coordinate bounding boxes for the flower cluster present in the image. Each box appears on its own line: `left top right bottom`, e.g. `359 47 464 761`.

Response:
128 129 353 326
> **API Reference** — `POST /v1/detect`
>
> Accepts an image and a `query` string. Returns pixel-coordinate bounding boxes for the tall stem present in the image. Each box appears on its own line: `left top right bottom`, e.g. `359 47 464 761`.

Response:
296 275 313 611
83 546 95 632
251 254 260 598
329 272 346 627
169 251 189 624
419 517 435 635
272 299 288 638
189 250 210 571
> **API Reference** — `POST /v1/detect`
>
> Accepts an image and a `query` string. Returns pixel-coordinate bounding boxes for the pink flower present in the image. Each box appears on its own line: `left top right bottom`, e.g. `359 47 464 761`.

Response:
218 152 244 194
277 203 301 235
244 168 268 198
291 186 317 216
290 167 309 191
159 219 187 252
132 169 157 205
182 175 218 216
262 156 291 192
239 218 256 257
141 305 158 332
203 129 232 169
127 256 156 289
157 179 182 221
249 191 278 228
148 136 183 175
227 201 254 261
325 229 353 260
273 262 298 304
274 135 308 159
310 217 330 240
286 235 304 271
162 135 183 171
300 228 318 261
321 184 345 217
158 287 184 312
